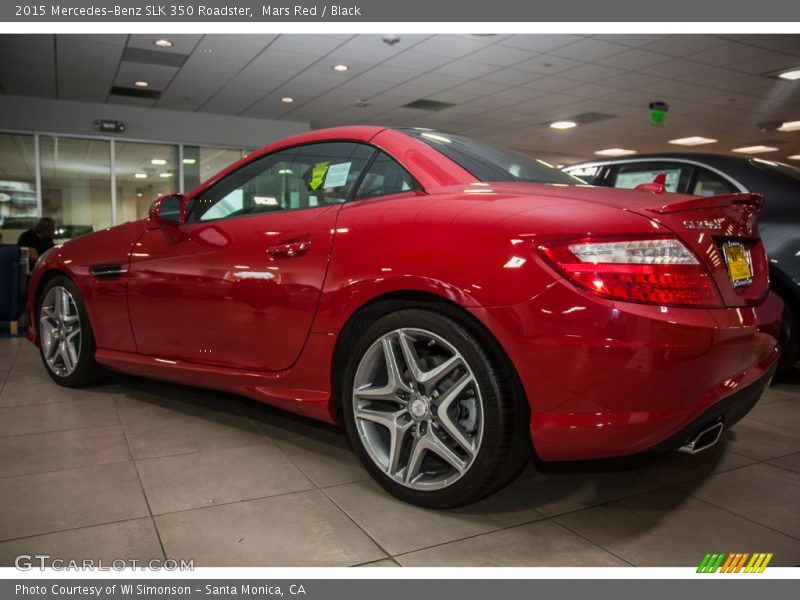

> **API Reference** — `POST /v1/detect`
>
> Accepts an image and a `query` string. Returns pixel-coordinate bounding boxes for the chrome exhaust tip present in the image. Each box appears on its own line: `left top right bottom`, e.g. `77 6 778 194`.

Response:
678 421 724 454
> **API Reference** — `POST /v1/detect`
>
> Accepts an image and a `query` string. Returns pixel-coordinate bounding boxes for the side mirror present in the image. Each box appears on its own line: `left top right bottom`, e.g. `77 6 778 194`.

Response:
149 194 188 227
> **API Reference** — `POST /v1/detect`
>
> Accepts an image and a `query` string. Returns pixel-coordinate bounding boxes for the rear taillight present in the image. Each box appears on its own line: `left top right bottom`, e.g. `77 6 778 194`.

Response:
539 238 723 307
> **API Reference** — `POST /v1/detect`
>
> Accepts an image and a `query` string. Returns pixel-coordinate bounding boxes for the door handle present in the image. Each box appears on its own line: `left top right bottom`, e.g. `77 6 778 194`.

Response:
267 235 312 259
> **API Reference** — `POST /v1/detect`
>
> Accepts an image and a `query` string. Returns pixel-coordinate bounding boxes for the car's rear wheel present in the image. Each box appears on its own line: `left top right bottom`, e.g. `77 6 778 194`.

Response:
38 276 108 387
341 307 530 508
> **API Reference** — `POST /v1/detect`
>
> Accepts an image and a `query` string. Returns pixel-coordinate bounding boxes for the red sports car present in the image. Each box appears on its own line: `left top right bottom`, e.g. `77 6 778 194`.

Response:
27 126 782 508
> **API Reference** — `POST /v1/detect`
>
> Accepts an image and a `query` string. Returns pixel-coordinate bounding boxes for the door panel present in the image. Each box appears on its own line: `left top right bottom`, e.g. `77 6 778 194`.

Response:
127 206 339 371
125 141 376 371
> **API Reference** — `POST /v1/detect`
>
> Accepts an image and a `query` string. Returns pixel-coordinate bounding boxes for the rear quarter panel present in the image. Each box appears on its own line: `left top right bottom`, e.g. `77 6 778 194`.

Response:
312 187 663 333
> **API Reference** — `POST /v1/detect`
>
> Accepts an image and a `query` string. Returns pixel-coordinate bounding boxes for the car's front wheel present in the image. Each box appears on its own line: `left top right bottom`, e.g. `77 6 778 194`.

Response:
342 308 530 508
38 276 108 387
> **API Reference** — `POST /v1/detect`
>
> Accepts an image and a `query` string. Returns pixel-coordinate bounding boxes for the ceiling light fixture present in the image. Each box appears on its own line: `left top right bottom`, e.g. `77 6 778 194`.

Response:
159 173 172 178
594 148 637 157
150 159 167 165
668 136 718 146
777 69 800 81
134 173 147 179
182 158 196 165
133 81 149 88
281 97 294 103
777 120 800 132
332 64 349 72
154 39 174 48
732 145 778 154
787 155 800 160
550 121 577 130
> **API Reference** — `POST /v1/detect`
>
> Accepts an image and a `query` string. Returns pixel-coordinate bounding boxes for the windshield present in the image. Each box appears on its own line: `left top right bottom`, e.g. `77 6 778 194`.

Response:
400 128 583 185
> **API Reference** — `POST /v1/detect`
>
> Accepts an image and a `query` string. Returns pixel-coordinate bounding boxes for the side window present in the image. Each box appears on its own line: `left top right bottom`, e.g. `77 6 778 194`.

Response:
187 142 374 223
353 152 418 200
691 168 737 196
612 163 692 193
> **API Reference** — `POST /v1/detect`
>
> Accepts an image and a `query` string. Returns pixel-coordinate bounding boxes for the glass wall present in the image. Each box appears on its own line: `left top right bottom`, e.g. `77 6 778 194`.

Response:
40 136 112 241
0 133 37 245
183 145 250 193
0 130 254 242
115 141 179 224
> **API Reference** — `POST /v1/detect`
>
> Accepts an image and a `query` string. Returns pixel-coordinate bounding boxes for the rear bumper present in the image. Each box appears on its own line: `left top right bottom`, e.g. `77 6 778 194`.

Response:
649 361 776 452
470 281 783 461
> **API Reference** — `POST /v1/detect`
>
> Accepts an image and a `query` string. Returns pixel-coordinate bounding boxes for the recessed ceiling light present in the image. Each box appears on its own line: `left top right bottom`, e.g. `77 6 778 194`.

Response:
594 148 637 157
134 173 147 179
332 64 349 72
669 136 718 146
182 158 196 165
281 97 294 103
159 173 172 178
787 155 800 160
150 159 167 165
732 145 778 154
154 39 174 48
777 120 800 132
777 69 800 81
136 192 143 197
133 81 149 88
550 121 577 130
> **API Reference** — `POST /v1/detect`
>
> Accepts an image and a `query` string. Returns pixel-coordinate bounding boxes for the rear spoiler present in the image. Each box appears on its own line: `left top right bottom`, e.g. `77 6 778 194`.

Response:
646 192 764 215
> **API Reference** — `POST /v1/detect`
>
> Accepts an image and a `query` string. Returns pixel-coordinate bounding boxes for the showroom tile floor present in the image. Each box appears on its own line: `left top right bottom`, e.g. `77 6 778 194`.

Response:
1 336 799 567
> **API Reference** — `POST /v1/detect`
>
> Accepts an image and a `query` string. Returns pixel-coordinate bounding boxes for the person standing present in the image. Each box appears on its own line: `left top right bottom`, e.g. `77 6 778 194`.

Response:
17 217 56 268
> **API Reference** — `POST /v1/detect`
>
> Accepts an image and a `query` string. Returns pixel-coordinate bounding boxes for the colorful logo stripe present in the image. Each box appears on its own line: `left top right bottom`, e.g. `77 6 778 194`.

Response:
697 553 773 573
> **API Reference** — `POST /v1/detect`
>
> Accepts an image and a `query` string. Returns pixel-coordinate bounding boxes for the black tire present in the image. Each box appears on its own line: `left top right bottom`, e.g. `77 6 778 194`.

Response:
37 276 109 387
341 306 531 508
776 288 799 377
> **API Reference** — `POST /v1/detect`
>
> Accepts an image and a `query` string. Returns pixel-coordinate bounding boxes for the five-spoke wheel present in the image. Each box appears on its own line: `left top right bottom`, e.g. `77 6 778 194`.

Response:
353 327 483 490
343 307 530 508
37 276 108 386
39 285 82 377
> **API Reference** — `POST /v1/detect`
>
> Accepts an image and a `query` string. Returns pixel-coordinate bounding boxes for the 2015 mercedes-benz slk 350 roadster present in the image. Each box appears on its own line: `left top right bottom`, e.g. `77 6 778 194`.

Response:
27 126 782 507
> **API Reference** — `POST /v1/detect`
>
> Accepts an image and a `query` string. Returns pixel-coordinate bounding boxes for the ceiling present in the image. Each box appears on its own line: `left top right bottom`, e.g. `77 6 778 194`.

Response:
1 33 799 165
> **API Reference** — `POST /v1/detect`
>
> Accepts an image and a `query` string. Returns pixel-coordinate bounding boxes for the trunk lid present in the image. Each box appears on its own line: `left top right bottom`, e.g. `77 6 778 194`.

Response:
638 191 768 307
463 183 769 308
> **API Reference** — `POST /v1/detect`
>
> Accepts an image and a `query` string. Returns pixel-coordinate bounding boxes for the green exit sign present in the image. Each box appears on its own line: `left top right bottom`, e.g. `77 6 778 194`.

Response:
650 109 666 126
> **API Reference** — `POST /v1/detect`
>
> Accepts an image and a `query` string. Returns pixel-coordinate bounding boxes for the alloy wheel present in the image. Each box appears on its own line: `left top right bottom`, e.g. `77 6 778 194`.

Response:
39 285 82 377
352 327 483 490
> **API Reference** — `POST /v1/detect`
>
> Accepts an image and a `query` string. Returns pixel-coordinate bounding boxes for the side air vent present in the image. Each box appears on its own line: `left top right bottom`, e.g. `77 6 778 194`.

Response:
90 264 128 281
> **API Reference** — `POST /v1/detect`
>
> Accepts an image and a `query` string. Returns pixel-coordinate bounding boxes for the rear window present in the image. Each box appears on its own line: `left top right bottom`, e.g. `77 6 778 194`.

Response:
399 128 581 185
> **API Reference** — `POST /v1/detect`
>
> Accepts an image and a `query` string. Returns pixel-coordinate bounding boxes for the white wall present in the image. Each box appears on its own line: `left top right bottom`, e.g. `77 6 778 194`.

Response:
0 94 309 148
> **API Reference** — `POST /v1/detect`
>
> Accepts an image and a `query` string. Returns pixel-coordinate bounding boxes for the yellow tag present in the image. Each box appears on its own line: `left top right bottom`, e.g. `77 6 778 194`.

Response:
308 162 330 191
724 244 752 282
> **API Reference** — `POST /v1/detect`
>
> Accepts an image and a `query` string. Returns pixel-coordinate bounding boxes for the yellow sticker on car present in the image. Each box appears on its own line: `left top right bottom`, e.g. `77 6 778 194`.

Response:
308 162 330 190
